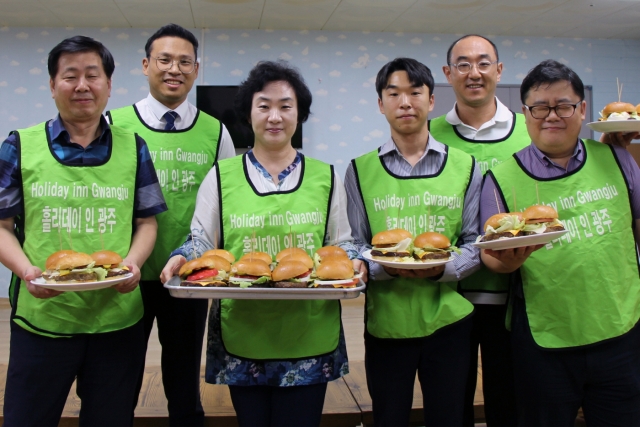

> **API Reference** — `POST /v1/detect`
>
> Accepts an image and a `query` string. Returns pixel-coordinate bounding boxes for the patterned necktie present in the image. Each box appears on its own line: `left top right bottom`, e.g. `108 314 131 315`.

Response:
163 110 178 131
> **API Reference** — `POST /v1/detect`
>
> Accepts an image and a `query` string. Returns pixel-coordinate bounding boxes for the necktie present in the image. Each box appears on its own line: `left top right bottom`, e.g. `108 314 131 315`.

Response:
163 110 178 131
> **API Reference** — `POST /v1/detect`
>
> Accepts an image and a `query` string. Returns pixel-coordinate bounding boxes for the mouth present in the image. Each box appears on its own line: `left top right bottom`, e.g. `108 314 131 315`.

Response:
466 84 483 90
397 114 415 120
73 98 93 103
267 128 283 133
164 79 183 87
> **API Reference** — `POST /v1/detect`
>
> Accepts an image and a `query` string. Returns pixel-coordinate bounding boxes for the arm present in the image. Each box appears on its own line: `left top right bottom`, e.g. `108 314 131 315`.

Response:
216 126 237 161
113 215 157 293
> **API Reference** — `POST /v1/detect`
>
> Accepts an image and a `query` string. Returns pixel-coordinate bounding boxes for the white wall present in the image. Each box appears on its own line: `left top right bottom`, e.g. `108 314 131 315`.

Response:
1 27 640 295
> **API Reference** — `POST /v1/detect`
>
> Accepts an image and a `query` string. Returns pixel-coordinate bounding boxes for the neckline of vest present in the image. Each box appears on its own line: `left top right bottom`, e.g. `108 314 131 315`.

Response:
42 120 114 168
443 110 518 144
512 139 593 182
376 145 448 179
241 151 309 196
130 104 201 133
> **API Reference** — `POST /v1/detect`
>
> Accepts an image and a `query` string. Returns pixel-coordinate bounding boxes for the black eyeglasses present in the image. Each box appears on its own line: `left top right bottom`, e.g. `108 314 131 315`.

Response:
524 102 582 119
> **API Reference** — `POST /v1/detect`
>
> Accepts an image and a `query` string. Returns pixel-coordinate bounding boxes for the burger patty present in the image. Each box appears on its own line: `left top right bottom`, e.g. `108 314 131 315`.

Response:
481 231 518 242
228 282 271 288
180 280 228 287
106 269 129 278
544 225 565 233
370 250 411 257
46 272 98 282
417 252 450 260
273 281 307 288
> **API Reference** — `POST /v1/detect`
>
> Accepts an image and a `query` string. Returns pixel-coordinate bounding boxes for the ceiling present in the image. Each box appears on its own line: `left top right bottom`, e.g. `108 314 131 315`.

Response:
2 0 640 39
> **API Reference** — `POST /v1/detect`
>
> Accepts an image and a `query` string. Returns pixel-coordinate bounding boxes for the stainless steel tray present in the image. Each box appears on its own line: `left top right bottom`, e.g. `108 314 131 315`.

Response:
164 276 365 300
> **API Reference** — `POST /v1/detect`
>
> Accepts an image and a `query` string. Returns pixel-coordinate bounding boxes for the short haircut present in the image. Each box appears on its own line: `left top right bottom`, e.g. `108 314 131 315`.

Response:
520 59 585 104
234 60 312 125
145 23 199 60
375 57 434 99
48 35 115 79
446 34 499 65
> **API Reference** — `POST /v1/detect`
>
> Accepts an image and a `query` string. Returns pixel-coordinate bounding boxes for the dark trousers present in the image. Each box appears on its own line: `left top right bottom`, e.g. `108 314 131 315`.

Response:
365 316 472 427
512 296 640 427
3 320 145 427
462 304 517 427
133 280 208 427
228 383 328 427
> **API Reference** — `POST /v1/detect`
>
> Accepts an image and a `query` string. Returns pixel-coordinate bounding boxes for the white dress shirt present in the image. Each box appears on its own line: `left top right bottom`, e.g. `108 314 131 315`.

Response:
445 97 514 141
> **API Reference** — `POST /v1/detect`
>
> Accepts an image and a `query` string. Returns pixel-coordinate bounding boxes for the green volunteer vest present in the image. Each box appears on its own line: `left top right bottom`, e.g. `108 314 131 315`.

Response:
108 105 221 280
353 146 475 339
217 154 341 360
13 122 141 337
430 112 530 295
490 139 640 348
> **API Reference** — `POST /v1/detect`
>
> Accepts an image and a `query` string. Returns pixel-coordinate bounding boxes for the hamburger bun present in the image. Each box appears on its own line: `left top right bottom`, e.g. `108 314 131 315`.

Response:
275 247 309 262
90 250 123 267
45 250 76 270
603 102 636 116
231 259 272 278
414 232 451 250
179 256 217 278
316 258 354 280
483 212 524 232
272 260 310 282
522 205 558 224
637 104 640 114
315 246 349 260
279 252 314 269
239 251 272 265
371 229 413 246
202 249 235 263
54 252 94 270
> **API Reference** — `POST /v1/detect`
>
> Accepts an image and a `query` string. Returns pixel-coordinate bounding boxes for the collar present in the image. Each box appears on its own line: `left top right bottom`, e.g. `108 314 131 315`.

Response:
48 114 110 144
246 149 302 182
378 134 447 158
530 139 584 166
145 92 190 122
445 97 512 127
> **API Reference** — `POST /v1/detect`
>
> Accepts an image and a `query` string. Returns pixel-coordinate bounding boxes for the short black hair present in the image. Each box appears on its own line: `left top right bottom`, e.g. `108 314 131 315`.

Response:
145 23 198 60
446 34 499 65
234 60 312 125
375 57 434 99
48 35 115 79
520 59 585 104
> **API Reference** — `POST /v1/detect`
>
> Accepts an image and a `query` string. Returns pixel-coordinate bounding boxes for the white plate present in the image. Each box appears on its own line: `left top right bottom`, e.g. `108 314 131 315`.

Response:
31 273 134 291
587 120 640 133
362 250 453 269
472 230 568 250
164 276 365 300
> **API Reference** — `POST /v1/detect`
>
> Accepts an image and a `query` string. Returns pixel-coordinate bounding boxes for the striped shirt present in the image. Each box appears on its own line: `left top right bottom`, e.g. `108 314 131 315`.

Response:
0 115 167 219
480 140 640 224
344 136 482 282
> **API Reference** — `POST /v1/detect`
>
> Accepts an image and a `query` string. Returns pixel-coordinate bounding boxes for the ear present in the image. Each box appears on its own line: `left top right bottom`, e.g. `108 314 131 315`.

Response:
107 78 112 98
49 78 55 98
142 57 150 77
496 62 503 83
443 65 452 84
579 100 586 120
428 93 435 113
193 60 199 79
378 97 384 114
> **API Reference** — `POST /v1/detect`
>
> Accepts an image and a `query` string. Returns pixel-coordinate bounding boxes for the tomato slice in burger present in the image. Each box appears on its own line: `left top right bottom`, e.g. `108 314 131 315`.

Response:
186 268 218 281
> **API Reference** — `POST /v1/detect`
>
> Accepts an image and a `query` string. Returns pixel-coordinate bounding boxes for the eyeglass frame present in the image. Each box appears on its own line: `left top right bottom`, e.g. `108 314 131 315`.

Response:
151 56 197 74
448 60 499 75
523 101 583 119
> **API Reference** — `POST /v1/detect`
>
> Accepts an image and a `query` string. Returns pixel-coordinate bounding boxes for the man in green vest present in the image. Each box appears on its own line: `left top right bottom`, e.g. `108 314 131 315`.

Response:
0 36 166 426
107 24 234 427
429 34 528 427
481 59 640 426
345 57 482 426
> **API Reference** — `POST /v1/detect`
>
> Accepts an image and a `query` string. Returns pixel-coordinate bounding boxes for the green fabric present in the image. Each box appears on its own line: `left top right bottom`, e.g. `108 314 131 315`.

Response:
14 122 141 337
430 112 530 295
218 154 341 360
108 105 221 280
491 139 640 348
353 147 474 338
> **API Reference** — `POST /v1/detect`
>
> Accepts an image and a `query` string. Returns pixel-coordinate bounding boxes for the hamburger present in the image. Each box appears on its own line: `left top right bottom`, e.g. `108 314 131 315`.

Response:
202 249 235 264
478 213 526 242
370 229 413 262
90 250 130 278
279 251 314 270
311 257 360 288
229 259 272 288
179 255 231 287
521 205 565 234
275 247 309 263
413 232 460 261
272 260 313 288
239 251 273 265
42 251 107 283
315 246 349 260
599 102 639 121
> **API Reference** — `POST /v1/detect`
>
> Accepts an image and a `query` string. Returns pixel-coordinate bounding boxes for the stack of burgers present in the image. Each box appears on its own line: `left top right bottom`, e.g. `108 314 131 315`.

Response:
369 229 460 263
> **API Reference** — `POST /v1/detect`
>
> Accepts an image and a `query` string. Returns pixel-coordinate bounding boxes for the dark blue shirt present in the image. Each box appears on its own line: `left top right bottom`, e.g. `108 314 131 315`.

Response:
0 115 167 219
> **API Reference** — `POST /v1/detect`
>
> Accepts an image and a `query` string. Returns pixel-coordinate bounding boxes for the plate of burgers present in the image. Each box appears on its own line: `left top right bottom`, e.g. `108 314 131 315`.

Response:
362 229 457 269
32 249 133 291
587 102 640 133
473 205 568 250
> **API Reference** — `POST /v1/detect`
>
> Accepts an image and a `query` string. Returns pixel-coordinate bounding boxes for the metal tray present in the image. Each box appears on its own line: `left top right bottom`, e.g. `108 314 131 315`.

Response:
164 276 365 300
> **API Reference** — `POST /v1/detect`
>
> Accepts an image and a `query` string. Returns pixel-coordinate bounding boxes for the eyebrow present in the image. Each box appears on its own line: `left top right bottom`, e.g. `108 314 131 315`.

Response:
156 52 195 59
62 64 100 73
256 96 294 102
454 53 492 62
384 84 423 90
530 97 575 105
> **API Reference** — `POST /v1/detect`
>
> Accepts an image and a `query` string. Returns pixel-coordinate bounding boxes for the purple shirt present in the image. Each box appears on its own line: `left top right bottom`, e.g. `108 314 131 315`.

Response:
480 140 640 228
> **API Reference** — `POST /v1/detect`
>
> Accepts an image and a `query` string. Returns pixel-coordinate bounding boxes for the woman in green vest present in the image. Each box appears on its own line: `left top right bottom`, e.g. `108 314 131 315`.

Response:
161 60 365 427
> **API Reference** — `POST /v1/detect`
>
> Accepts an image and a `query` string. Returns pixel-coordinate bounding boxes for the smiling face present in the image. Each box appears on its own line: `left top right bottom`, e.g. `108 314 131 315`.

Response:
522 80 586 157
443 36 502 109
50 51 111 125
250 80 299 149
378 70 434 138
143 36 198 110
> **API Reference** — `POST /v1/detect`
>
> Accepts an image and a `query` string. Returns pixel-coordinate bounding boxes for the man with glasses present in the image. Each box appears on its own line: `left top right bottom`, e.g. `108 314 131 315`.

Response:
429 34 529 427
480 59 640 426
107 23 234 427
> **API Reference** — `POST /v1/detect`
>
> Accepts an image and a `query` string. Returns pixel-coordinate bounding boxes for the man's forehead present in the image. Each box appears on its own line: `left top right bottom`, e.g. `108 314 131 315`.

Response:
451 37 495 59
150 36 196 57
57 52 104 71
526 81 578 102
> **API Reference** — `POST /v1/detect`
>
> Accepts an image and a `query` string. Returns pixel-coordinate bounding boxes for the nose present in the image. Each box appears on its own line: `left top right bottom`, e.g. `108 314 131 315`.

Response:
168 60 181 74
468 63 482 79
75 76 90 91
268 108 282 122
399 93 410 108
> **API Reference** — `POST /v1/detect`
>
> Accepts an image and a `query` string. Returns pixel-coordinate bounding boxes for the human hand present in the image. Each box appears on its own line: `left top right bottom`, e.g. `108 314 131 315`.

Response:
160 255 187 284
24 265 62 299
352 259 368 283
113 258 140 293
600 131 640 148
482 245 544 273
